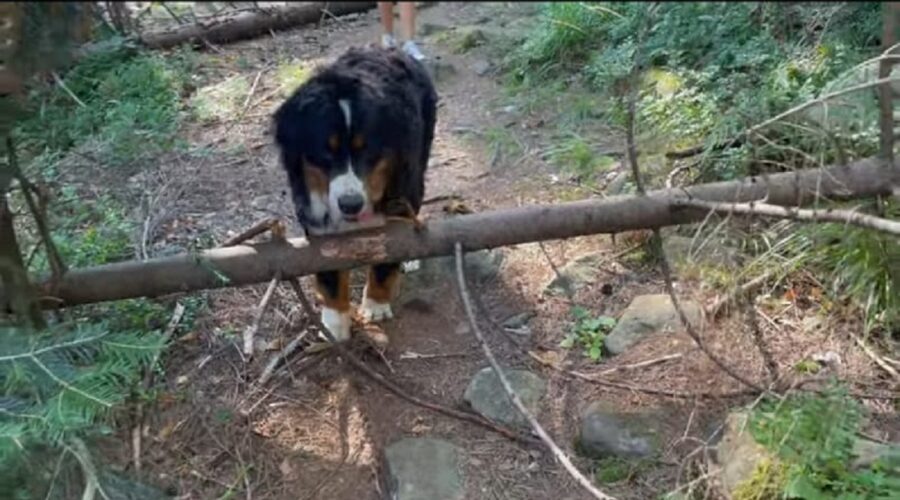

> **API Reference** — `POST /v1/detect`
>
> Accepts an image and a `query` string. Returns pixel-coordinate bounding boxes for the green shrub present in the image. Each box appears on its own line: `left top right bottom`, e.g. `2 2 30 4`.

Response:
749 384 900 498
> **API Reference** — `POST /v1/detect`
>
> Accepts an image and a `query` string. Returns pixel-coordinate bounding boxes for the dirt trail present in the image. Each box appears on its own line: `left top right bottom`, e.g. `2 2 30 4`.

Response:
98 3 892 499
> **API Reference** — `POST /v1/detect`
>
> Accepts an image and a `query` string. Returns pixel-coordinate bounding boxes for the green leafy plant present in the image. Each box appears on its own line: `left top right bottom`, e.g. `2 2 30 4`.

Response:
748 384 900 498
561 306 616 361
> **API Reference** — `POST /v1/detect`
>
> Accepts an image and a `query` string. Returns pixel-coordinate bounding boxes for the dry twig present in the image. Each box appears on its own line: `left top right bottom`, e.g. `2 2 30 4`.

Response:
243 273 281 357
850 331 900 382
673 199 900 236
221 218 280 247
455 243 617 500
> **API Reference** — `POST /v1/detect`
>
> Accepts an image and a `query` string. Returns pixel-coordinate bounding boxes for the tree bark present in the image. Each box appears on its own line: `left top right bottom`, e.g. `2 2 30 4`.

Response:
2 157 897 310
139 2 376 50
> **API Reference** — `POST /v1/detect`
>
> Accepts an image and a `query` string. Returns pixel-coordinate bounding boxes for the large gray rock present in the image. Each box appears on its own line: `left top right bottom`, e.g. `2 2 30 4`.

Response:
605 294 702 355
385 438 465 500
664 235 740 271
464 366 546 429
543 253 606 297
577 402 663 459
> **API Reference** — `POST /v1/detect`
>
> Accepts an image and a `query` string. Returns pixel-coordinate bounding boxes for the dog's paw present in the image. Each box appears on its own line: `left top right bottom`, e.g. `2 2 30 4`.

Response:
320 307 352 342
360 298 394 322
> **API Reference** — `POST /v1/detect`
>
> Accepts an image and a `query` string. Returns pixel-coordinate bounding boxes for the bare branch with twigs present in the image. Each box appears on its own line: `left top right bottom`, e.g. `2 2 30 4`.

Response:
672 199 900 236
454 242 616 500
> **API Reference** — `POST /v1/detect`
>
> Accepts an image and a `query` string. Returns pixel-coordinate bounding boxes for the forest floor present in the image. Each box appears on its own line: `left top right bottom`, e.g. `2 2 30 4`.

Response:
73 3 897 499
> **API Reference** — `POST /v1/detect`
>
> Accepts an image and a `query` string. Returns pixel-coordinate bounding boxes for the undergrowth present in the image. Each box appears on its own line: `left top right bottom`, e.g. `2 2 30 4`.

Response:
500 2 896 338
2 36 204 499
748 385 900 499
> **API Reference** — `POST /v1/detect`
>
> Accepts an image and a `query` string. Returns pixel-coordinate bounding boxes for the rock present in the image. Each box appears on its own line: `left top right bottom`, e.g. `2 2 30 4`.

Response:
577 402 662 459
604 171 630 196
604 294 702 355
473 60 492 76
400 250 503 302
714 412 776 498
851 438 900 473
464 366 546 428
543 253 606 297
502 311 535 330
384 438 465 500
664 235 739 271
451 27 488 54
420 22 451 38
425 57 457 84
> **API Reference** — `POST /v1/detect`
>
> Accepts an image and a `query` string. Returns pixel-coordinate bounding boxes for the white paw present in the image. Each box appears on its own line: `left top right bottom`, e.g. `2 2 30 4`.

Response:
320 307 351 342
360 297 394 322
402 260 421 273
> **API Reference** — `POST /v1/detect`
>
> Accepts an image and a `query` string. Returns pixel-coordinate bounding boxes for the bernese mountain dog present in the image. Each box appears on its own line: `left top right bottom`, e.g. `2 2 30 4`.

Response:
273 46 438 342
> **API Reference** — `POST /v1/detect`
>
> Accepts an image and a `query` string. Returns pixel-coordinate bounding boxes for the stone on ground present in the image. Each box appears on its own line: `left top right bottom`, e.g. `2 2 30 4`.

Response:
663 234 740 272
384 438 465 500
543 253 607 297
604 294 702 355
577 401 663 459
464 366 546 429
98 469 170 500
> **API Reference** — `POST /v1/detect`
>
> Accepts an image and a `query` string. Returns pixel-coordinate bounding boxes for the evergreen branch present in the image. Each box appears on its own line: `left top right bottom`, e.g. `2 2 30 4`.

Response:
29 355 112 408
0 331 109 362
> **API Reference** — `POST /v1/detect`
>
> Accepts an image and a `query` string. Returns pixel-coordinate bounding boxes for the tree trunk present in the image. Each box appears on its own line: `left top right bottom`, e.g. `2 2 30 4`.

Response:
2 157 897 310
0 178 45 329
139 2 376 50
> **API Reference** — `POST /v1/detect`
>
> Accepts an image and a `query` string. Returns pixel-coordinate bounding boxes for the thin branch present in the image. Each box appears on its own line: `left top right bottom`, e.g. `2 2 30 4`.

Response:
672 199 900 236
255 329 310 387
243 273 280 357
51 72 86 108
590 352 684 376
706 270 777 319
622 9 764 393
220 218 279 247
286 277 535 445
527 350 756 400
850 331 900 382
455 243 617 500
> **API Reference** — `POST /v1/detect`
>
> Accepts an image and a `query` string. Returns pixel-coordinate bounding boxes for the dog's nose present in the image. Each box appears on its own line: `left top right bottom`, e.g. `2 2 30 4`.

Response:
338 192 365 215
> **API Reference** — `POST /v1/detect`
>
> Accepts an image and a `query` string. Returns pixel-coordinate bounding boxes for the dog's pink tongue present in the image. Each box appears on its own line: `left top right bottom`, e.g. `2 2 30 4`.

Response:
358 211 374 222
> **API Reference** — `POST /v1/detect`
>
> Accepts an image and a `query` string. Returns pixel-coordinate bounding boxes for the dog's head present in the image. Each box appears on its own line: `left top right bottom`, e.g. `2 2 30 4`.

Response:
273 52 415 236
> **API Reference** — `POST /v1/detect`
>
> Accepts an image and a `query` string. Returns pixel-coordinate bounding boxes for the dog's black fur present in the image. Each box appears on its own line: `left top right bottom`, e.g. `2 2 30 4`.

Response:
273 46 438 234
272 46 438 339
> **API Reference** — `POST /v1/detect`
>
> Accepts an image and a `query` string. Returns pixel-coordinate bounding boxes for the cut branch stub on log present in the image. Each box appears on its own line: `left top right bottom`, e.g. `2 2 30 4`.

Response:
139 2 376 50
2 157 897 310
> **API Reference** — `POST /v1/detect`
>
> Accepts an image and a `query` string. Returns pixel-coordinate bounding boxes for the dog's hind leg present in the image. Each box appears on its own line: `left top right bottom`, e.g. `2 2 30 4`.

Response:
314 270 352 342
361 263 401 322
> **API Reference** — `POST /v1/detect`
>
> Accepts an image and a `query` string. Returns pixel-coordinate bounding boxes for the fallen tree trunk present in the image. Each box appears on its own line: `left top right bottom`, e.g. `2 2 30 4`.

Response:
4 157 898 310
139 2 376 50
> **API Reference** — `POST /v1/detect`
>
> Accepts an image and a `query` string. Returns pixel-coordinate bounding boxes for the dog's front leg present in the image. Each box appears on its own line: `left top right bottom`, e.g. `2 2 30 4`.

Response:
361 263 401 322
314 270 352 342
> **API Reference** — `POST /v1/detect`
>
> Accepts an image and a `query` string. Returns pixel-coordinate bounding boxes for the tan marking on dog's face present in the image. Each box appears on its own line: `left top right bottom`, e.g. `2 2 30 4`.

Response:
351 134 366 151
365 158 392 203
303 161 329 195
328 134 340 153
